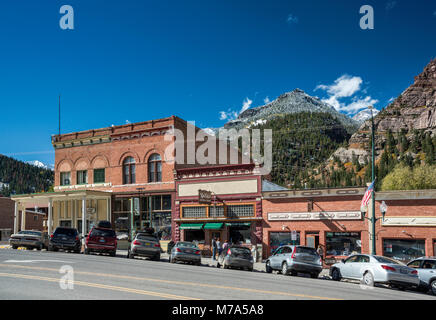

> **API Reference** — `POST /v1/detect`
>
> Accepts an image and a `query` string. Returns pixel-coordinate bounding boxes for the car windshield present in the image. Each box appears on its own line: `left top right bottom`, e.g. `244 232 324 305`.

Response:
177 242 197 248
90 228 116 238
136 234 158 242
374 256 401 264
18 231 41 236
54 228 77 236
230 247 251 255
296 247 317 255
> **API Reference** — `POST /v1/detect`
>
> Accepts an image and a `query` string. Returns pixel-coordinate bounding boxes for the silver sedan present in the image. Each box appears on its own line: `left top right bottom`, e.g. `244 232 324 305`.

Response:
330 254 420 289
169 241 201 265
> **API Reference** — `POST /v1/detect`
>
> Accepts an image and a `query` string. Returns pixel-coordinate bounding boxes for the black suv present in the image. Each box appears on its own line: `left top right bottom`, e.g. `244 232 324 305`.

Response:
48 227 81 253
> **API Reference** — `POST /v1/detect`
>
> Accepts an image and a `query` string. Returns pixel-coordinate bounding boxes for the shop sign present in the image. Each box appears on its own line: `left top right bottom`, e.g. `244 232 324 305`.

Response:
198 189 212 204
268 211 361 221
291 230 297 241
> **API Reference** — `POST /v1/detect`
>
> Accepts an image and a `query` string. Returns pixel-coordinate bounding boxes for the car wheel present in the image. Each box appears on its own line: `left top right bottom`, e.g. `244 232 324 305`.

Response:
431 280 436 296
153 254 160 261
128 251 134 259
331 268 342 281
281 262 289 275
110 251 116 257
84 248 89 255
216 261 221 268
266 261 272 274
223 262 229 269
12 245 17 249
196 261 201 266
37 244 42 251
310 272 319 279
362 272 374 287
248 267 254 272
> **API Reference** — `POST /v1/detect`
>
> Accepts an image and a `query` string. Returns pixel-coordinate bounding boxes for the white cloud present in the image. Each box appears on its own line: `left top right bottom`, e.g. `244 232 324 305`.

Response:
343 96 379 114
219 97 253 121
240 97 252 113
264 96 271 104
315 75 377 114
316 75 362 99
388 97 395 103
287 14 298 24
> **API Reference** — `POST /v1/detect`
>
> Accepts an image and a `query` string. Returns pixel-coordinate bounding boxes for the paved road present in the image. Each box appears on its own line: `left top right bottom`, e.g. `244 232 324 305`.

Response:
0 249 435 300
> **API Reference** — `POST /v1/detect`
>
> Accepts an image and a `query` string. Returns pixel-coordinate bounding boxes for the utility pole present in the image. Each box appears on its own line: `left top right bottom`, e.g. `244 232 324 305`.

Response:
369 105 376 255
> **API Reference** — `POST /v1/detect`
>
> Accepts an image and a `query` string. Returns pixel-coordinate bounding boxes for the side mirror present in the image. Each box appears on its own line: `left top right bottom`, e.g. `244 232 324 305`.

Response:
341 259 346 264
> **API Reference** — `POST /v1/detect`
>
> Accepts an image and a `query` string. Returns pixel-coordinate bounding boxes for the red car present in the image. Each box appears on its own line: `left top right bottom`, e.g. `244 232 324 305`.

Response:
84 226 117 257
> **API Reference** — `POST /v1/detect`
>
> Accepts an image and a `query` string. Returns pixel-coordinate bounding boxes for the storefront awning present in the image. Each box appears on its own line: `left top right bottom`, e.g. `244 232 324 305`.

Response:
203 223 223 230
179 223 204 230
225 222 251 227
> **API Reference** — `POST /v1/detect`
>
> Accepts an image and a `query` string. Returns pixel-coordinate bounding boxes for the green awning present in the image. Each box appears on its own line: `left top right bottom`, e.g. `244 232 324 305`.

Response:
203 223 224 230
179 223 204 230
225 222 251 227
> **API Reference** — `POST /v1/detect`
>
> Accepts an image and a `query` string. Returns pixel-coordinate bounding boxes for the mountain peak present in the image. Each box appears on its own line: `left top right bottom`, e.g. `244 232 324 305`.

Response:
224 88 358 132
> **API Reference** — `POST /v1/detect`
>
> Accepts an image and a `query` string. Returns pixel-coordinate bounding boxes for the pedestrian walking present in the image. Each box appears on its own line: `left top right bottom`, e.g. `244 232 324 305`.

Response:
316 244 324 263
222 240 229 252
211 237 217 261
216 238 222 257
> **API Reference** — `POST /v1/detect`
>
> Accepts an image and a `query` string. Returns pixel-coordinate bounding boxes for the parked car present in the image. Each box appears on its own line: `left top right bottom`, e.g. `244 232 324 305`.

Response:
265 245 322 278
330 254 420 289
48 227 81 253
127 231 161 261
169 241 201 265
217 245 254 271
96 220 112 229
84 226 117 256
9 230 49 250
407 256 436 295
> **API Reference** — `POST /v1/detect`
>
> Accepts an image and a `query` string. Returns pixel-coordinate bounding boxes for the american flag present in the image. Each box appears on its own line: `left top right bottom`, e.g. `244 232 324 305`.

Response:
360 180 375 210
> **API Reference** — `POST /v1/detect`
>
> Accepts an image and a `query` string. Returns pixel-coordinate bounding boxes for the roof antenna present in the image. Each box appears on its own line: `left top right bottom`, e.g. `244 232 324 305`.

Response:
58 94 61 136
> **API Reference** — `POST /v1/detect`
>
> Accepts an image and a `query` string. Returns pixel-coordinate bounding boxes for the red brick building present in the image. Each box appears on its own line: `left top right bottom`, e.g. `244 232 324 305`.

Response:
173 163 263 256
262 187 436 263
0 197 46 240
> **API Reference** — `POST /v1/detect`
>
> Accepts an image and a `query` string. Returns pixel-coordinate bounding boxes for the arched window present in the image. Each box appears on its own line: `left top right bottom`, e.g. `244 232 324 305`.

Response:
148 154 162 182
123 156 136 184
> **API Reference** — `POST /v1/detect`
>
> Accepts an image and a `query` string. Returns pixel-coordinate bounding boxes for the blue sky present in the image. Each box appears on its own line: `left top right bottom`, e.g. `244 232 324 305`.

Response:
0 0 435 166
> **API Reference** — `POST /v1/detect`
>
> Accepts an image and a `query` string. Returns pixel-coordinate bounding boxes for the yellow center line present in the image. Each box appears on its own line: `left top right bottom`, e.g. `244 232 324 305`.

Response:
0 264 342 300
0 272 200 300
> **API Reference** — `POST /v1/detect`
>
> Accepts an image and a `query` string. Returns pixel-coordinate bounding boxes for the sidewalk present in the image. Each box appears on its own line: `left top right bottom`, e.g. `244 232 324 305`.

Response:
161 252 331 278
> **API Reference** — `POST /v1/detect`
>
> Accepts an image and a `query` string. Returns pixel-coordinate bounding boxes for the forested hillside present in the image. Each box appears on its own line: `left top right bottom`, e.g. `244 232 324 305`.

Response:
250 112 351 188
0 154 54 196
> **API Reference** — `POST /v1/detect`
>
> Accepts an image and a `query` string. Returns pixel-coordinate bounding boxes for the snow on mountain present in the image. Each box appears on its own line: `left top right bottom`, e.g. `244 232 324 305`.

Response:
352 108 380 124
223 89 359 133
26 160 54 170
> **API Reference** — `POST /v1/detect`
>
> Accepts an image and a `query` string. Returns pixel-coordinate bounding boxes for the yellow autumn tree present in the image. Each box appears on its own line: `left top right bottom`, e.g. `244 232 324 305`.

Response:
381 164 436 190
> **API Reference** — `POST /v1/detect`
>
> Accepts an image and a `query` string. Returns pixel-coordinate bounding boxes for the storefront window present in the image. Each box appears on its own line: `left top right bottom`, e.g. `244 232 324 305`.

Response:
269 232 301 254
184 230 205 244
228 223 252 245
326 232 361 256
383 239 425 262
152 212 172 240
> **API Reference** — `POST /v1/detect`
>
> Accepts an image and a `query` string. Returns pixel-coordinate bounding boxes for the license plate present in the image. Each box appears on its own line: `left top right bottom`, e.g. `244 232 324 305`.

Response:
99 239 105 243
62 237 67 240
400 268 408 274
185 249 193 253
144 242 151 247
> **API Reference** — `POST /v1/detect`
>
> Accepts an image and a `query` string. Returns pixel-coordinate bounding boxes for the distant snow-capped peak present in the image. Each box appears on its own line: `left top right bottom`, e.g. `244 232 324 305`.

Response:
27 160 54 170
352 108 380 123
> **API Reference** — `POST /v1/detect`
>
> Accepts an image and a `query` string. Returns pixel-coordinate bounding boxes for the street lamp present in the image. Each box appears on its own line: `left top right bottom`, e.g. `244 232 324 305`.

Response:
361 200 388 252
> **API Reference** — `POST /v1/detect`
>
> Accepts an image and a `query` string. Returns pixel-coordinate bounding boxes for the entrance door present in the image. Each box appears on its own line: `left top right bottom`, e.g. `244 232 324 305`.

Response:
306 234 319 248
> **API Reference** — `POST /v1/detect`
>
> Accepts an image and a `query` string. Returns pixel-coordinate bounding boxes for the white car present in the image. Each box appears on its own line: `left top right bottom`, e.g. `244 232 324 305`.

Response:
330 254 420 290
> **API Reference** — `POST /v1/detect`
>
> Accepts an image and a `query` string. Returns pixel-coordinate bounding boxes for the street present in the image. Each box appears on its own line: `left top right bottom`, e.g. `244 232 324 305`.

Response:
0 249 435 300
